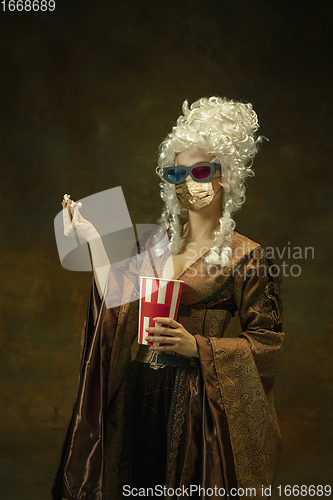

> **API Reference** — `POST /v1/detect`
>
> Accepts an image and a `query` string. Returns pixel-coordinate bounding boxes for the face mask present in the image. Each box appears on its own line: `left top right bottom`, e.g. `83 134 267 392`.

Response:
175 176 219 211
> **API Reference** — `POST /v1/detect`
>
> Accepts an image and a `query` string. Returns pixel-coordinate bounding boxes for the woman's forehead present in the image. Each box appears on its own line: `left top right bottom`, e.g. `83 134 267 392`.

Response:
175 149 213 165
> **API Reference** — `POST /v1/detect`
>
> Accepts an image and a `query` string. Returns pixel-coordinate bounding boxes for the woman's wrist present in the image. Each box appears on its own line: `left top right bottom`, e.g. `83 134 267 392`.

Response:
81 227 100 244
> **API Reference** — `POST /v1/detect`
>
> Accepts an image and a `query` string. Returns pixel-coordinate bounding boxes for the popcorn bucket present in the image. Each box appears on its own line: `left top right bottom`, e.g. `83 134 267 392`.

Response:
138 277 183 346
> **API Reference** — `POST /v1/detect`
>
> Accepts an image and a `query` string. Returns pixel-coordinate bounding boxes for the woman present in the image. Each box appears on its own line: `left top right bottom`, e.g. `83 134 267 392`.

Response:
52 97 284 500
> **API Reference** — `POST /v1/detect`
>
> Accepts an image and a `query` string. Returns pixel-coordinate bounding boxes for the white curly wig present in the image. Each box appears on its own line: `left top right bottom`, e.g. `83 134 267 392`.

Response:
155 96 263 268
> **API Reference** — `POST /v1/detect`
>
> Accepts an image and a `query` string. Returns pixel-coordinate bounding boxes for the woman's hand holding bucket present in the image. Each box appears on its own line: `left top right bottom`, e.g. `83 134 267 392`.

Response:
145 317 199 358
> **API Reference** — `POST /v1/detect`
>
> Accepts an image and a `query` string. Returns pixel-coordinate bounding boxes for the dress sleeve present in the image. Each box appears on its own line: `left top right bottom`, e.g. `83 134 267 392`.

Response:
231 247 284 381
195 248 284 497
196 247 284 382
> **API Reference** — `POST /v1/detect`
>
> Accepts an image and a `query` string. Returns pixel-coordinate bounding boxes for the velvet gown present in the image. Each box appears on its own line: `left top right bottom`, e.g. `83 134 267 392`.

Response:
52 231 284 500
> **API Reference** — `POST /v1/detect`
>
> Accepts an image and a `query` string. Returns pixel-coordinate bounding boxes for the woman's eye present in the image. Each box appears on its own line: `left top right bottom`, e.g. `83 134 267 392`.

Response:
168 169 186 182
192 166 211 179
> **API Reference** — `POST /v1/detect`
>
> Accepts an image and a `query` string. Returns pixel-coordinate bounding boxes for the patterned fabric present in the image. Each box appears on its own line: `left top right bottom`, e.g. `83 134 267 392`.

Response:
52 231 284 500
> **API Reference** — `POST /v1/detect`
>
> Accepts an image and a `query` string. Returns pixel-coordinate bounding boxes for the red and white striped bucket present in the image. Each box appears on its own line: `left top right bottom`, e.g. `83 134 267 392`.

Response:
138 277 183 346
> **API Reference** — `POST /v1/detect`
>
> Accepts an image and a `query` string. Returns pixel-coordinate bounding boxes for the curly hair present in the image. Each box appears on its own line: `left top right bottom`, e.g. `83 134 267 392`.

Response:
155 96 263 268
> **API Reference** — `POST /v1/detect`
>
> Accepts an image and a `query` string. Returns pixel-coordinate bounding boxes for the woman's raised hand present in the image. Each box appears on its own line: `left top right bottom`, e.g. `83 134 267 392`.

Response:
62 196 99 243
61 195 111 300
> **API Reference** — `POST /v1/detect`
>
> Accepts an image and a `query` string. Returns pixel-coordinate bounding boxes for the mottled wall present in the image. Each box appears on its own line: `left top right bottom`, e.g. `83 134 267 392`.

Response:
0 1 332 498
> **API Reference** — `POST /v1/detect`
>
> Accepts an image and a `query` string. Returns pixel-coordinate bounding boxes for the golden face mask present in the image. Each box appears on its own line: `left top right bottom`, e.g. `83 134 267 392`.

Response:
175 177 217 211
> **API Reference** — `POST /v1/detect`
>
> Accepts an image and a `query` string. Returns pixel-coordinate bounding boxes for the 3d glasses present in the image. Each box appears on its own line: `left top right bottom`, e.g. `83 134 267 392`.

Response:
162 162 221 184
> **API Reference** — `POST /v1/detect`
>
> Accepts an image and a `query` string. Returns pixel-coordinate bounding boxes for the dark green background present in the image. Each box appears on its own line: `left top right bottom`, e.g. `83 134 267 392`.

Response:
0 1 332 498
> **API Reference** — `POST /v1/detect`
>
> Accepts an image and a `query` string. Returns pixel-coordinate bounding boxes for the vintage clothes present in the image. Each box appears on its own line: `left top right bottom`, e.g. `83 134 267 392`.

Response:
52 231 284 500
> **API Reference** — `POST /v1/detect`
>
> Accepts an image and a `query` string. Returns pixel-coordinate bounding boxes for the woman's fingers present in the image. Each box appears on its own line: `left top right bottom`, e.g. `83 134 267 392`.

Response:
62 199 99 243
146 326 178 337
145 333 178 343
73 202 90 227
62 201 73 235
145 317 199 357
68 203 76 230
72 203 82 229
153 317 181 329
145 317 183 338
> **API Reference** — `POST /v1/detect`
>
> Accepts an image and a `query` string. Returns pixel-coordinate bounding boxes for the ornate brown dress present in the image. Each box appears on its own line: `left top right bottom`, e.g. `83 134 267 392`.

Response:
52 231 284 500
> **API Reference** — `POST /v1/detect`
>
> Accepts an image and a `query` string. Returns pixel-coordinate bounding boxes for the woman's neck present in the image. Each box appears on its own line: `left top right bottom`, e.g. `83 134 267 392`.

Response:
184 201 221 242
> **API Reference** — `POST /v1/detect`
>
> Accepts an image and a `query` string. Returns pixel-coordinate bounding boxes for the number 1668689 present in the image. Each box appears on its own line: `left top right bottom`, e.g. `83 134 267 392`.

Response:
1 0 55 11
